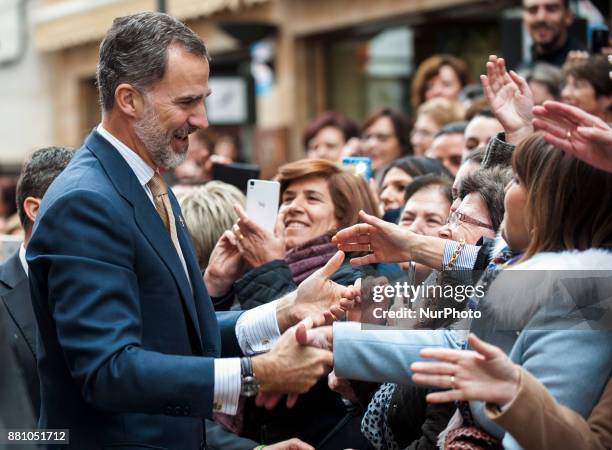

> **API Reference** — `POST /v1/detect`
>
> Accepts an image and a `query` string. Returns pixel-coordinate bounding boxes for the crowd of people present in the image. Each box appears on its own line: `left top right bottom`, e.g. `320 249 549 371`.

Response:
1 1 612 449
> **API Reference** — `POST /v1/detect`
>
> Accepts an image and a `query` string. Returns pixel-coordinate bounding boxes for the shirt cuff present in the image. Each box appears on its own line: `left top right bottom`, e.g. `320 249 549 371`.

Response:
213 358 241 415
235 300 281 355
442 240 480 271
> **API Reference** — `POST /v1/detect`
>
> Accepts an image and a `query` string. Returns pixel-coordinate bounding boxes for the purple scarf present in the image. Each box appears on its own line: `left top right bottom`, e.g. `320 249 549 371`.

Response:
286 234 338 284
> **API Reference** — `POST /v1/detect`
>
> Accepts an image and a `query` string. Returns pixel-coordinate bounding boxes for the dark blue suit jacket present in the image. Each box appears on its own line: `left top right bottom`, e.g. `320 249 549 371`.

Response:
0 250 39 417
27 130 243 450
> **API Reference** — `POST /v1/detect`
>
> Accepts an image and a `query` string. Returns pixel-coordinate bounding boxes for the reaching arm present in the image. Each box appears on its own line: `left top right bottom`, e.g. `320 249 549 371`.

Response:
533 100 612 173
332 321 466 384
487 368 611 450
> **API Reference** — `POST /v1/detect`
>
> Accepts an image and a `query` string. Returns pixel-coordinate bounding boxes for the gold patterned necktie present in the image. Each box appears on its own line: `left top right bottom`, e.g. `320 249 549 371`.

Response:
147 173 193 293
147 173 180 249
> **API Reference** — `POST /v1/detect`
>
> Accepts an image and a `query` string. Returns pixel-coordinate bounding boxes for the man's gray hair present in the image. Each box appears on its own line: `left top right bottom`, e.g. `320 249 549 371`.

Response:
96 12 209 111
461 146 486 165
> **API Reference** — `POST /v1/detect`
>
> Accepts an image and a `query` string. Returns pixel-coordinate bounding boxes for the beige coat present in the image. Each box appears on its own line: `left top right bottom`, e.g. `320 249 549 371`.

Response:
486 367 611 450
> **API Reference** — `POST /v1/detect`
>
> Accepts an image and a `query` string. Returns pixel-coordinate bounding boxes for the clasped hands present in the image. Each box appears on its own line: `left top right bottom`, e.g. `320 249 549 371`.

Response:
250 249 361 408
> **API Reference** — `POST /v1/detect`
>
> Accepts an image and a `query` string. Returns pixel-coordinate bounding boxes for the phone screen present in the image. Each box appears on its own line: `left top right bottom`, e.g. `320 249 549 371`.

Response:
342 157 372 179
591 28 610 54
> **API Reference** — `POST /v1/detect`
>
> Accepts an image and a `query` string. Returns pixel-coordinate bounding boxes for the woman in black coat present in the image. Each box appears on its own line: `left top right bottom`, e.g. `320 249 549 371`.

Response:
205 159 381 448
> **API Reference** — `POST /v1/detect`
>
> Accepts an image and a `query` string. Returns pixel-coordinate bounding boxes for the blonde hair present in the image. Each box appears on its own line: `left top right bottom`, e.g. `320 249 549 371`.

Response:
175 181 246 269
416 97 465 128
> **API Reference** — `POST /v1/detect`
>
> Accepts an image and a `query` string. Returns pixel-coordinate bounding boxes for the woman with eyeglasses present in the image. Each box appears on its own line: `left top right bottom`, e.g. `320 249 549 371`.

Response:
357 168 509 450
407 132 612 449
331 57 612 449
361 108 413 180
437 166 509 245
407 101 612 450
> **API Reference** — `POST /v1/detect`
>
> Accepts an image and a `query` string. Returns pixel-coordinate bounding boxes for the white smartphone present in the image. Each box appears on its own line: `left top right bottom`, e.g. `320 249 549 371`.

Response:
246 179 280 233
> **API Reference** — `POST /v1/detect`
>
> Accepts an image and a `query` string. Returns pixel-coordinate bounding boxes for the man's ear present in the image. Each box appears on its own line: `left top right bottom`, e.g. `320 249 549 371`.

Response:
23 197 41 225
114 83 145 118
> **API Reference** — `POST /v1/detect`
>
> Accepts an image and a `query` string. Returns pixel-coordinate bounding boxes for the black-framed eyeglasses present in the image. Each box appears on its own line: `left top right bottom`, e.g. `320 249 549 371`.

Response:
446 211 495 231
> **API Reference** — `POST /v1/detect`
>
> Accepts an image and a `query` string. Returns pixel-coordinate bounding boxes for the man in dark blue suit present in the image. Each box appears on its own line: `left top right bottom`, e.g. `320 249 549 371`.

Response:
0 146 75 418
0 300 36 450
27 12 354 450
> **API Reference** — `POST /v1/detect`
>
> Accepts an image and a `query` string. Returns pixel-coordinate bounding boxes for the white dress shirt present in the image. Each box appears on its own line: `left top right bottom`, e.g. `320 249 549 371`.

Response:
96 124 281 414
19 244 28 276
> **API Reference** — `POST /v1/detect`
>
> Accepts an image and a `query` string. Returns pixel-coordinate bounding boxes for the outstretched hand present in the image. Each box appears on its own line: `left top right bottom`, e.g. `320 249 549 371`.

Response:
533 100 612 173
332 210 415 266
276 251 361 331
410 334 520 407
295 251 361 326
481 55 534 145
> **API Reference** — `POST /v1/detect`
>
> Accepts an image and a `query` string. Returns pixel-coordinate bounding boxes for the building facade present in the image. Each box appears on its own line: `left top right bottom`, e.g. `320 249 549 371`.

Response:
18 0 514 176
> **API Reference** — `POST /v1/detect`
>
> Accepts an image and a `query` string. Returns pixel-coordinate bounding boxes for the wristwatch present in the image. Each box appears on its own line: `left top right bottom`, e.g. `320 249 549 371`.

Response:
240 357 259 397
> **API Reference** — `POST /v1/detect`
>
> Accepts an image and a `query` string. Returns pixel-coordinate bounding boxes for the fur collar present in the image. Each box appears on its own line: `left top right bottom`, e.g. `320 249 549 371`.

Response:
489 232 508 260
483 248 612 329
511 248 612 270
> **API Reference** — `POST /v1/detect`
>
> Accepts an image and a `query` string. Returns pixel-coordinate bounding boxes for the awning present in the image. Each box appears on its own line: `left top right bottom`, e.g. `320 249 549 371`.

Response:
32 0 270 52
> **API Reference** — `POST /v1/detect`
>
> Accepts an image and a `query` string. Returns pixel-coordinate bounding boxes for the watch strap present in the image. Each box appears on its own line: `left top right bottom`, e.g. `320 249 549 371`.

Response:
240 356 254 377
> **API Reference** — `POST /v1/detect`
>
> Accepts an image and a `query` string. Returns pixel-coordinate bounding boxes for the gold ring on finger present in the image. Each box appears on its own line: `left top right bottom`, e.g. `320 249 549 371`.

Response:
450 375 456 389
567 129 572 139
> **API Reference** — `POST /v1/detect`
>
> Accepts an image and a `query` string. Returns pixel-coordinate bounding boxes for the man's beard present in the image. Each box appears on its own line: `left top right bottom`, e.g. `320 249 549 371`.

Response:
134 103 189 170
531 23 564 53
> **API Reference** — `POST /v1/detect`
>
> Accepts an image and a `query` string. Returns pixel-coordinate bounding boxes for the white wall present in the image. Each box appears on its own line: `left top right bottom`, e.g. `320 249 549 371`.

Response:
0 0 54 169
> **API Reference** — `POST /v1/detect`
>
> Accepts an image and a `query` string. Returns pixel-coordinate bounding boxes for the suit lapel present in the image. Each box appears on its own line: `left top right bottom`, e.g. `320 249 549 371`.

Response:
0 252 36 359
168 190 219 354
0 249 26 291
85 131 203 352
2 279 37 359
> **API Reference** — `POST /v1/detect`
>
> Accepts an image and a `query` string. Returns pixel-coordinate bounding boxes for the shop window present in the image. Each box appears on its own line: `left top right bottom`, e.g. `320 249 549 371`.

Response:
327 26 413 122
323 14 503 121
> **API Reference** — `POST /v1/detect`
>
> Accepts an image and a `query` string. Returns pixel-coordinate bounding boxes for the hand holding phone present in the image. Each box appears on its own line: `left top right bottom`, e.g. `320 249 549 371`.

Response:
234 198 286 268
